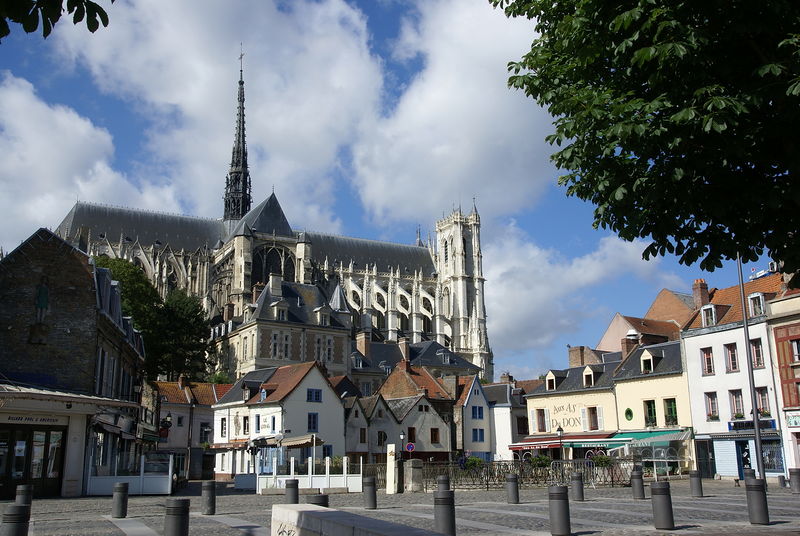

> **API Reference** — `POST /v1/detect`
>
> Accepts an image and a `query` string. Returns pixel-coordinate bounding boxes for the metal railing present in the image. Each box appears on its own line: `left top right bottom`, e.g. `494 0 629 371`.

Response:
363 463 387 488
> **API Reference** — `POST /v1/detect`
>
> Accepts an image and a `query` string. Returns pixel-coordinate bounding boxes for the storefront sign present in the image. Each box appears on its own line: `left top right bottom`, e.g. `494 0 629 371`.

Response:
1 413 68 426
786 411 800 428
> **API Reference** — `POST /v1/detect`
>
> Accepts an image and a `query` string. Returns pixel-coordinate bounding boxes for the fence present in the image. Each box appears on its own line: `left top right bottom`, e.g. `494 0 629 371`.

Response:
254 456 363 493
421 459 636 491
363 463 387 489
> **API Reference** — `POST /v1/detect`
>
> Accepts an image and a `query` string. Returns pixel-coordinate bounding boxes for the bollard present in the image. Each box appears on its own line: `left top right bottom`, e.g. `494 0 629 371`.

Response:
745 479 769 525
164 498 190 536
363 476 377 510
434 490 456 536
112 482 129 519
285 479 299 505
650 481 674 530
631 470 645 500
790 468 800 494
14 485 33 507
505 474 519 504
689 470 703 498
306 494 329 508
201 480 216 515
1 504 31 536
570 472 584 502
548 485 570 536
743 468 756 481
778 475 786 488
437 474 450 491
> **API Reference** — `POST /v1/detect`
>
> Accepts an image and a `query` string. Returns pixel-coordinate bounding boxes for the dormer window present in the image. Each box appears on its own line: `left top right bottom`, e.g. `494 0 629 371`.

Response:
320 313 329 326
355 356 364 368
277 308 287 321
546 377 555 391
259 388 267 402
583 372 594 387
701 304 716 327
748 293 765 317
641 355 653 374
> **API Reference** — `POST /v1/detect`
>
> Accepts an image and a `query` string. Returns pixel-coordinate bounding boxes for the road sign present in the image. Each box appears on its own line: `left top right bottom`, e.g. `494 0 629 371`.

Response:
406 443 415 452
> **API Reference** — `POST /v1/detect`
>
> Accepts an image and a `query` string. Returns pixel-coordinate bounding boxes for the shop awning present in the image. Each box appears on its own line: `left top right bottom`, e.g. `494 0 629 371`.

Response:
611 429 687 447
280 434 324 448
211 440 248 450
509 432 614 450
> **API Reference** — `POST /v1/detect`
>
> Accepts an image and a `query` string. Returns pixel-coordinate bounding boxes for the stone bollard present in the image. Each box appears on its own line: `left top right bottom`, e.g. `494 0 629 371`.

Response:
164 498 190 536
778 475 786 488
548 485 570 536
651 481 675 530
0 504 31 536
743 468 756 482
631 470 645 500
789 468 800 494
201 481 216 515
406 458 424 492
570 472 584 502
437 474 450 491
285 479 299 504
363 476 377 510
434 490 456 536
689 470 703 498
14 485 33 507
746 479 769 525
505 474 519 504
306 494 329 508
112 482 129 519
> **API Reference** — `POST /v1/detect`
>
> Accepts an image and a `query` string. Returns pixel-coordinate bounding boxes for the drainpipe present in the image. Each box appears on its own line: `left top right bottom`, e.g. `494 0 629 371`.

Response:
186 403 195 479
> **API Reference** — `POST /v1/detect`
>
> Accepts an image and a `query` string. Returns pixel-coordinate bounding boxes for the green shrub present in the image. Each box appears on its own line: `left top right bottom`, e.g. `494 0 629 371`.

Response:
530 454 551 468
465 456 484 470
591 455 613 468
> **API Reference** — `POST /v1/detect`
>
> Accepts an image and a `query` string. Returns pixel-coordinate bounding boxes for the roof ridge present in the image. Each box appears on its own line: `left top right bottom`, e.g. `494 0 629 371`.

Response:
74 201 220 223
305 230 429 250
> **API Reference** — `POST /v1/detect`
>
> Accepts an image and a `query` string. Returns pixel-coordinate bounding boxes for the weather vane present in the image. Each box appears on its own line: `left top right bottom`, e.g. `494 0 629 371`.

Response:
239 43 244 72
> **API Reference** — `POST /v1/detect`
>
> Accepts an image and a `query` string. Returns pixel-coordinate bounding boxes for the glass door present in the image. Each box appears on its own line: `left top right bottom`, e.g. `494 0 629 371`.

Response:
0 430 10 499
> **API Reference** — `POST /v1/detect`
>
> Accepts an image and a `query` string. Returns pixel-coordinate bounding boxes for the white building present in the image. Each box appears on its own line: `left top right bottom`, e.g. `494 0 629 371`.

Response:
451 376 493 461
683 276 786 481
484 380 530 461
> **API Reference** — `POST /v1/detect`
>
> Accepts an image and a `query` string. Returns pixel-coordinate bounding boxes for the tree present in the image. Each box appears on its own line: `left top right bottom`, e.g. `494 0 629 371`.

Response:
491 0 800 276
1 0 114 42
94 257 210 380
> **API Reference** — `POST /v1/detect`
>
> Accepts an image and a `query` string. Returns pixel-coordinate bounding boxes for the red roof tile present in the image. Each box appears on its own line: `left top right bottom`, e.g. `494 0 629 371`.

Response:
154 381 233 405
686 273 784 329
248 361 317 404
455 376 476 407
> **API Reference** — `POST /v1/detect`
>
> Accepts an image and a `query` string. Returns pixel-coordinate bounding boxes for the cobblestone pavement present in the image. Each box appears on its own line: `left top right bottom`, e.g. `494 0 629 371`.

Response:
2 479 798 535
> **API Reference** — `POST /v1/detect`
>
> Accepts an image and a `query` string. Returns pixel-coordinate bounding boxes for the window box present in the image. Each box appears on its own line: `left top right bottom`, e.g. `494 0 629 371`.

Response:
665 416 678 426
733 412 745 420
707 414 719 422
759 410 771 418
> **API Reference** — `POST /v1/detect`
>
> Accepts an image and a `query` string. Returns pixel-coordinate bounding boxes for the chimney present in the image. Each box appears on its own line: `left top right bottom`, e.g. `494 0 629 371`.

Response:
356 331 370 359
692 278 709 309
568 346 601 367
441 375 458 398
398 336 410 361
178 375 187 390
500 372 513 384
224 302 235 322
621 330 639 357
269 273 283 298
252 282 265 303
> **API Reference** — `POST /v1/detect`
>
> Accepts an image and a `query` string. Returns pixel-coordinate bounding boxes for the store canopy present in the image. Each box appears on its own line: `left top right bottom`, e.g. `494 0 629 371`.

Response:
280 434 324 448
509 432 614 451
611 429 688 447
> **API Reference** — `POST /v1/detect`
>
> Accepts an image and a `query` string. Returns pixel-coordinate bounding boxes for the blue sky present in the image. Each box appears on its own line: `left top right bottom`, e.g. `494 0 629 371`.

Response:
0 0 766 378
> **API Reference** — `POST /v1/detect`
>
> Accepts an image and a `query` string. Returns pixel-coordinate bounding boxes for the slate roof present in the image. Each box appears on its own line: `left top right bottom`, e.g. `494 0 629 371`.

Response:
455 376 477 407
56 202 224 252
304 232 436 275
515 379 544 394
528 361 617 396
483 383 526 408
349 340 479 376
250 280 348 329
329 376 362 398
361 395 381 418
215 367 278 405
386 395 423 420
613 341 682 380
227 193 293 239
685 273 784 329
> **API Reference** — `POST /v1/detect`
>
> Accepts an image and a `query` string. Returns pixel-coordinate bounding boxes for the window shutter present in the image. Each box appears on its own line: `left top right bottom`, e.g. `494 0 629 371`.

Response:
581 407 588 432
530 410 537 431
597 407 604 430
544 409 551 432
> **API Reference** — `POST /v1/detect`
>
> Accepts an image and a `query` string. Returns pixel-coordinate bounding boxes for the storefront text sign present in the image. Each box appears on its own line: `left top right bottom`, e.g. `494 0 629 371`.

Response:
787 411 800 428
1 413 68 426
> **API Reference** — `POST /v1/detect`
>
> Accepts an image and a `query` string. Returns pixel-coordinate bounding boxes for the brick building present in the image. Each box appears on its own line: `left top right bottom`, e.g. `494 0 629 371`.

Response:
0 229 155 498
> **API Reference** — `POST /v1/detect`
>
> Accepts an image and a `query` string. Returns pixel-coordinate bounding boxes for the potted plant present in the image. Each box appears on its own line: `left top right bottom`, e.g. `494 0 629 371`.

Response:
707 413 719 421
733 412 745 420
759 409 771 418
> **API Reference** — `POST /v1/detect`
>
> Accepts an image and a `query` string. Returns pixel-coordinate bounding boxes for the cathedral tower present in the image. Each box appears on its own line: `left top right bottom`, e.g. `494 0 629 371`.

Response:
223 61 252 231
434 201 493 379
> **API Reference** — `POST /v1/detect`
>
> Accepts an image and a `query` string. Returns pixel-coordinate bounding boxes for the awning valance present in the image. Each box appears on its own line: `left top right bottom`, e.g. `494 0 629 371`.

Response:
509 432 614 451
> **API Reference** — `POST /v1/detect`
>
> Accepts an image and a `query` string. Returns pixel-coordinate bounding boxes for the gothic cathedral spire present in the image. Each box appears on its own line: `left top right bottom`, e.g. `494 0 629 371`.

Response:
224 54 252 223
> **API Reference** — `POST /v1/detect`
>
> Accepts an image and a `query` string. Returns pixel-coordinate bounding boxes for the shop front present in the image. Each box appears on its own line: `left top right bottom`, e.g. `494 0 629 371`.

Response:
0 414 67 499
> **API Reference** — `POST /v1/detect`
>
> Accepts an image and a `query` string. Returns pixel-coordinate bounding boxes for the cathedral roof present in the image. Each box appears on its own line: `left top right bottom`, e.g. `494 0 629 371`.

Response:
304 232 435 275
56 202 224 252
227 193 293 239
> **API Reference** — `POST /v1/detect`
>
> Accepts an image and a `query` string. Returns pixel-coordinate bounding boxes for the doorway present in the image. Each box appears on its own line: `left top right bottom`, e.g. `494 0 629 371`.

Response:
695 440 716 478
735 440 751 480
0 427 66 499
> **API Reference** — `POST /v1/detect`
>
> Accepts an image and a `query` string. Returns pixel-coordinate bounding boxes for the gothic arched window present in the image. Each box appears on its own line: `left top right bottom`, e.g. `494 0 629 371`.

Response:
443 240 449 264
422 315 432 334
399 294 409 311
443 287 451 317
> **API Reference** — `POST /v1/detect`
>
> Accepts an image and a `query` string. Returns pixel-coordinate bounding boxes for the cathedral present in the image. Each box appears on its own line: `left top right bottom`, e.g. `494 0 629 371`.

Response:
55 67 493 379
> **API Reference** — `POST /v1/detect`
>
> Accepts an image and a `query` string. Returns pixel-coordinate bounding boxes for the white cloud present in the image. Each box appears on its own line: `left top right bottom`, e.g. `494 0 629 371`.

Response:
0 72 177 251
51 0 384 233
483 221 684 358
351 0 555 226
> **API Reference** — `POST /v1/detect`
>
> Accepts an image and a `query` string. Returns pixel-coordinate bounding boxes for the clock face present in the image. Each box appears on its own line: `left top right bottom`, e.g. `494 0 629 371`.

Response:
625 408 634 421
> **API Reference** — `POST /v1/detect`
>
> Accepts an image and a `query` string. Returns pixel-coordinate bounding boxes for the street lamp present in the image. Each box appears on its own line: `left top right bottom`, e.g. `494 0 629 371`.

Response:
556 426 564 460
399 431 406 459
398 431 406 494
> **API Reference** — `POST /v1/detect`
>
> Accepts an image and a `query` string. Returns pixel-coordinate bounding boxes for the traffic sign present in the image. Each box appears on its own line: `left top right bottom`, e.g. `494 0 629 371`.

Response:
406 443 415 452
